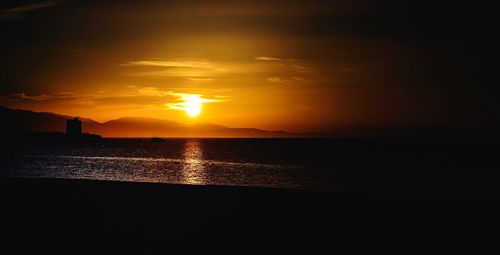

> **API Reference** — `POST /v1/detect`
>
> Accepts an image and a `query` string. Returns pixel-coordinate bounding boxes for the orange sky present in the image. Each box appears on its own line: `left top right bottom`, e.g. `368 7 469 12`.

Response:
0 1 498 135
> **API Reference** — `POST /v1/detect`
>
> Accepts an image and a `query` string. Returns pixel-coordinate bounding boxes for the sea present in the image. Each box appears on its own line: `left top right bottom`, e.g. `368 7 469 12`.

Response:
0 138 342 191
1 138 498 193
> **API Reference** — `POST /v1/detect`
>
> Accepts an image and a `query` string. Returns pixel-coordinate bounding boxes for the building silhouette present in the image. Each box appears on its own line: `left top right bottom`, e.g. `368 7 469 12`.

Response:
66 117 82 136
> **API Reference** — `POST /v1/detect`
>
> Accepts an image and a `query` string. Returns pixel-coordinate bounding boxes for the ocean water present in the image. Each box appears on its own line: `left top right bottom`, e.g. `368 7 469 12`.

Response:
2 138 497 193
0 139 341 191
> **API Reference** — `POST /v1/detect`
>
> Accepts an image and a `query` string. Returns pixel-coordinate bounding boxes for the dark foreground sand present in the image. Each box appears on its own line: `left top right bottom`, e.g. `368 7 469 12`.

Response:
1 177 498 253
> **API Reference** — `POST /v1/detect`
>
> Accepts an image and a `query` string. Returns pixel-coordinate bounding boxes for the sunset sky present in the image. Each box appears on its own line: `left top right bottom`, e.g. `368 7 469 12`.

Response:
0 0 498 135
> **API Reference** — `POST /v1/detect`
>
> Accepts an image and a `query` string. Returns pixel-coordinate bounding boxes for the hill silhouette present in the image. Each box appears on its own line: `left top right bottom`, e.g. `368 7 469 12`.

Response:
0 105 321 138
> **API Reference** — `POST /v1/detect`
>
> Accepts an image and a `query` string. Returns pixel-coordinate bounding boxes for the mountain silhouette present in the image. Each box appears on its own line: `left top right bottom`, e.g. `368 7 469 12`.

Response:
0 105 321 138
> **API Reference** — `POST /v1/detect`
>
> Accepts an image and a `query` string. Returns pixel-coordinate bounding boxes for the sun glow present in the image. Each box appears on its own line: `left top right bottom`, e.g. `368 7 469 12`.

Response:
166 92 223 118
184 95 202 117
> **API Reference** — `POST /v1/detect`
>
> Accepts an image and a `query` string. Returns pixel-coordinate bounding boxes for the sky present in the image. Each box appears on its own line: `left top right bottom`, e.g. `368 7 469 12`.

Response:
0 0 498 135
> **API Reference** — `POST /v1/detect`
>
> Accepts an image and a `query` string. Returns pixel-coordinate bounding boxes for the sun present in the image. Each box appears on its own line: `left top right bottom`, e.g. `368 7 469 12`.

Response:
183 95 202 117
166 93 220 117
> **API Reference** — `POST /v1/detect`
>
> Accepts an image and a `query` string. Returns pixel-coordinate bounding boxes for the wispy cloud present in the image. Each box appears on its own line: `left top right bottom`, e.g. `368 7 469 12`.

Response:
135 86 171 97
266 77 289 83
0 87 228 122
125 86 226 103
0 0 60 21
292 64 315 73
256 57 315 83
255 56 281 61
124 59 226 80
1 87 226 105
266 76 305 83
165 93 222 112
125 60 223 70
186 77 215 82
0 92 74 102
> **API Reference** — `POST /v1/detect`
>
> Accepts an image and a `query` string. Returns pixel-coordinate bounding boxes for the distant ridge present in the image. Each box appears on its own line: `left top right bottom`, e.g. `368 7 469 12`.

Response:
0 105 324 138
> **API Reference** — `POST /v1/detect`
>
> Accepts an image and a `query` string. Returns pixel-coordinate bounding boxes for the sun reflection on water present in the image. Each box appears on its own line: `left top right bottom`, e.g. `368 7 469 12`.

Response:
181 139 206 185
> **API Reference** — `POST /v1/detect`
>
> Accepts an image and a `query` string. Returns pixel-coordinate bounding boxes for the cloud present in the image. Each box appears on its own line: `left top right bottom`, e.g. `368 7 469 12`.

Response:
1 87 227 113
292 64 315 73
124 86 228 109
125 60 222 70
256 57 314 83
165 93 223 113
186 77 215 82
0 0 60 21
266 77 289 83
124 58 314 83
0 92 75 102
136 86 171 97
266 76 305 83
0 88 162 106
255 56 281 61
124 59 227 78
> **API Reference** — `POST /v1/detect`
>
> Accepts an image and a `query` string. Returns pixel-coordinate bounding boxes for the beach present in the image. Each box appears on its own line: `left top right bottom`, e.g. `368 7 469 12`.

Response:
1 177 497 253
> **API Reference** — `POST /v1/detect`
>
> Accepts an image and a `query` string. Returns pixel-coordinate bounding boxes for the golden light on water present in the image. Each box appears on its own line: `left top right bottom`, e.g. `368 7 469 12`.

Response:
181 139 206 185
